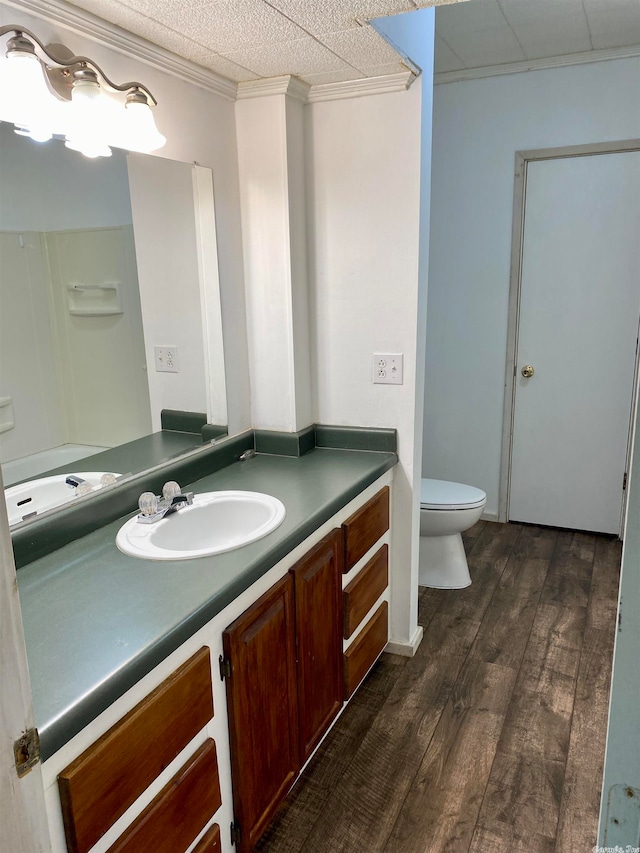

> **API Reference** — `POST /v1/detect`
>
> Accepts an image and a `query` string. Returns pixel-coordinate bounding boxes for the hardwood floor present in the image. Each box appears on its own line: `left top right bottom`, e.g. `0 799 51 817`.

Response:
255 521 621 853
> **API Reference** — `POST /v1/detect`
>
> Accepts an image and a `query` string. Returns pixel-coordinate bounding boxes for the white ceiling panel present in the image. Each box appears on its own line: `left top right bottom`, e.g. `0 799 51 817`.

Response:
117 0 309 53
436 0 526 67
222 35 358 79
264 0 417 36
583 0 640 50
434 34 465 72
499 0 592 59
355 60 412 76
192 51 258 82
318 26 406 72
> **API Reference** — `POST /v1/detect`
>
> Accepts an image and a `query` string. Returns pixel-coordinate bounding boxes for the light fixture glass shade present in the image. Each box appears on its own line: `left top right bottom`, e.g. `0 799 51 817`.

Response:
0 49 56 141
118 99 166 153
64 78 112 158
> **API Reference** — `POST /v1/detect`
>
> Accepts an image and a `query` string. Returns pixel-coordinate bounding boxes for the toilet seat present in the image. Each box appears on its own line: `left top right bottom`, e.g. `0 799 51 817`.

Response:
420 478 486 511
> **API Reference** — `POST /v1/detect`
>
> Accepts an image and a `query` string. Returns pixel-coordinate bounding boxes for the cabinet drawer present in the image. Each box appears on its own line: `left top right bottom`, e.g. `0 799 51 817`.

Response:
342 487 389 572
343 545 388 639
107 739 222 853
193 824 221 853
343 601 388 699
58 647 214 853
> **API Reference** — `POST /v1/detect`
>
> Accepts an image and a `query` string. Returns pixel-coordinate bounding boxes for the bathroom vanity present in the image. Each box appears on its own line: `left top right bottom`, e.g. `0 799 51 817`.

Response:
16 437 396 853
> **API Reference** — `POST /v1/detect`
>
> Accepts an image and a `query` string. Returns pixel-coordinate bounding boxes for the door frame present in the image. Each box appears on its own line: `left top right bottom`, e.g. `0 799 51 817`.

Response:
498 138 640 531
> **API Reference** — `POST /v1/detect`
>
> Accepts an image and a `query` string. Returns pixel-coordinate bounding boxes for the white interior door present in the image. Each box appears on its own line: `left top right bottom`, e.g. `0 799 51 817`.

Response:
509 151 640 535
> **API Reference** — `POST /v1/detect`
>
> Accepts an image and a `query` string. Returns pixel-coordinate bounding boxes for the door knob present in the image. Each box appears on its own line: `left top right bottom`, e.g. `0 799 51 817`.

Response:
521 364 535 378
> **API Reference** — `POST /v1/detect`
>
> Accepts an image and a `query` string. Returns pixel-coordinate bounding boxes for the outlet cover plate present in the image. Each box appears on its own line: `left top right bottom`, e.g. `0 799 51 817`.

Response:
373 353 403 385
154 346 179 373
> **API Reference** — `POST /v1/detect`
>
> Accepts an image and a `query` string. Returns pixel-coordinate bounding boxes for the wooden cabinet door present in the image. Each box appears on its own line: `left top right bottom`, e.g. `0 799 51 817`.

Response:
223 574 299 853
291 530 343 763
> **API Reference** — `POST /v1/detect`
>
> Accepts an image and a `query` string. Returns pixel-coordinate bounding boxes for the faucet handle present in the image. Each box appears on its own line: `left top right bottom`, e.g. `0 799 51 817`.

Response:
162 481 181 501
138 492 158 516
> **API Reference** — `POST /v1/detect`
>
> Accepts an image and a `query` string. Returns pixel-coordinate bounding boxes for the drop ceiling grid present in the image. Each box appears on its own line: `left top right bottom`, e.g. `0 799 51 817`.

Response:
497 0 593 59
434 34 465 73
436 0 640 73
581 0 640 49
115 0 310 53
222 35 364 79
436 0 526 68
263 0 419 37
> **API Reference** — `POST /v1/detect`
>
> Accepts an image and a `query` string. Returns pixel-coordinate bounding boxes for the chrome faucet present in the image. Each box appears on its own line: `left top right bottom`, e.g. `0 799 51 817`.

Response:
136 481 194 524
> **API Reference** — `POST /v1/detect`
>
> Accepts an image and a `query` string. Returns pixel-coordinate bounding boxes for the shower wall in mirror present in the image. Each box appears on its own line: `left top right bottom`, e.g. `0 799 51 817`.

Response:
0 123 227 491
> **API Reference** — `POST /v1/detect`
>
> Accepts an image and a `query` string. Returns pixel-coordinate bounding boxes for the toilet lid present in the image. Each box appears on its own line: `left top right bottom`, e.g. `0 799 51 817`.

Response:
420 478 486 510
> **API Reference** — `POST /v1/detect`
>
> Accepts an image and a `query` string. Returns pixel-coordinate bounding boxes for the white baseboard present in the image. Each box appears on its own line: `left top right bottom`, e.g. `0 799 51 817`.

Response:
481 509 500 522
385 625 424 658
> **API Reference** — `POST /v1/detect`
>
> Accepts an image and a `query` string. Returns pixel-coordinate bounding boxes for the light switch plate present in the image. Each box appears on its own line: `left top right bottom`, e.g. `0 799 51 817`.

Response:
373 353 403 385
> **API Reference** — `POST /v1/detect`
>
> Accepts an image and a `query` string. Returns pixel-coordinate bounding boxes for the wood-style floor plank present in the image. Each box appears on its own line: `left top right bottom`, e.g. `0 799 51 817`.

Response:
257 522 621 853
554 626 617 852
495 604 584 763
384 659 517 853
540 532 596 609
587 537 622 631
470 822 555 853
476 749 565 842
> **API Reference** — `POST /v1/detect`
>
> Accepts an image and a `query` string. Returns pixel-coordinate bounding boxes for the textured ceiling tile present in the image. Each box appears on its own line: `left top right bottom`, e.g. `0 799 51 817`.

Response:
223 35 356 77
583 0 640 49
498 0 592 59
434 34 466 72
317 26 403 71
197 52 259 81
357 60 411 76
117 0 309 52
65 0 146 29
265 0 417 35
67 0 211 57
436 0 527 67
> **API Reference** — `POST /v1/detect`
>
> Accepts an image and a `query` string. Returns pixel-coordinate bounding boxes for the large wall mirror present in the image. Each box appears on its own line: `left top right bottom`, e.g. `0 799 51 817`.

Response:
0 123 228 526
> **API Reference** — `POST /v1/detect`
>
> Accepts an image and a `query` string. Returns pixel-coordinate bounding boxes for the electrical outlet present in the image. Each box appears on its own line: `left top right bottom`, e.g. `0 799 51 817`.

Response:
373 353 403 385
154 345 179 373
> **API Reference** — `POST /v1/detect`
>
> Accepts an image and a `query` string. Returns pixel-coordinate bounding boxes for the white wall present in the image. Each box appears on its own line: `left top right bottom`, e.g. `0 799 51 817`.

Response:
425 57 640 517
307 70 426 647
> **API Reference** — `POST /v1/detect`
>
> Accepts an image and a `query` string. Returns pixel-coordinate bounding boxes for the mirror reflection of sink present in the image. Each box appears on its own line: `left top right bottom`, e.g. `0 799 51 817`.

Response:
116 490 286 561
5 472 121 526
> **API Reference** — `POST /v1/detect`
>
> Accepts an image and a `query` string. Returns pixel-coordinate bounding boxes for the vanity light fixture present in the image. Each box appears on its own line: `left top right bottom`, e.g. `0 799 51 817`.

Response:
0 25 166 158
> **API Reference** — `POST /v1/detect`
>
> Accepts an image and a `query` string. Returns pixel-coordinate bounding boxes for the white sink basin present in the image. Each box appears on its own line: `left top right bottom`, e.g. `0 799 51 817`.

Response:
116 490 286 561
4 472 121 526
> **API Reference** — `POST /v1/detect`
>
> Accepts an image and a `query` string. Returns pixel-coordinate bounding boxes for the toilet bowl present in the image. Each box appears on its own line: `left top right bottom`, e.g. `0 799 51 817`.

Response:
419 478 487 589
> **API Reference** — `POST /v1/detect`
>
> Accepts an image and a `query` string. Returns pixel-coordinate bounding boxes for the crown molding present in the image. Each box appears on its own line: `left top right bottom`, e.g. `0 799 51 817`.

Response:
307 70 416 103
237 75 310 102
2 0 238 100
435 42 640 86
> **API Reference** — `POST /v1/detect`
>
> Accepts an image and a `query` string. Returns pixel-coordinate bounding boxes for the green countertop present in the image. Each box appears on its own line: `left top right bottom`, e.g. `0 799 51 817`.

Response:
17 447 396 761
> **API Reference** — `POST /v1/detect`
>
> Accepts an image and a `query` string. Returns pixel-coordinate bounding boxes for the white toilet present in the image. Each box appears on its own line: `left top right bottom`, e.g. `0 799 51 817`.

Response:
419 478 487 589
